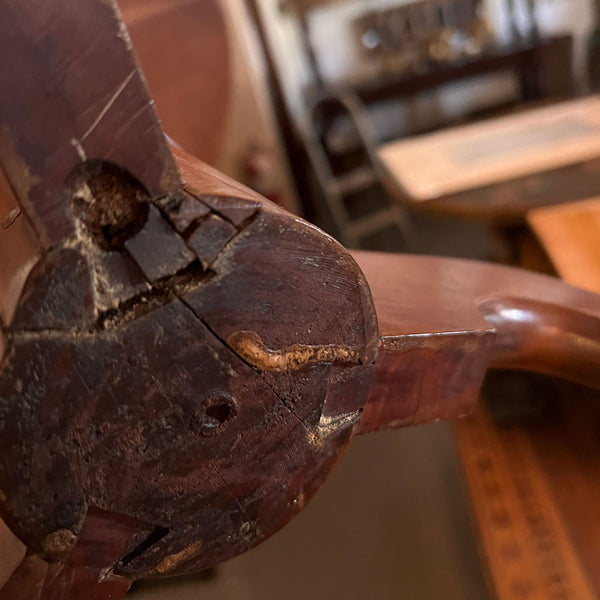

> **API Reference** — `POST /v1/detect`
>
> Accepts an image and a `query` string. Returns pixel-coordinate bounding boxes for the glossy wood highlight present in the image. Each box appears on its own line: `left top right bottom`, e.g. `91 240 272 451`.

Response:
353 251 600 432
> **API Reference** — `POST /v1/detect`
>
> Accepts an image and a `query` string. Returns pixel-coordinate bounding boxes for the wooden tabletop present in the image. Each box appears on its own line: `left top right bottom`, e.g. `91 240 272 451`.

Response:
528 197 600 294
378 96 600 205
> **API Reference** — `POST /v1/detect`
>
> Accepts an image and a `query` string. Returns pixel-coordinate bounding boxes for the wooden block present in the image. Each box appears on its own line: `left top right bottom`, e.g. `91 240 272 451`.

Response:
125 205 196 281
185 214 237 268
92 249 149 312
161 190 211 234
11 248 95 331
198 195 260 228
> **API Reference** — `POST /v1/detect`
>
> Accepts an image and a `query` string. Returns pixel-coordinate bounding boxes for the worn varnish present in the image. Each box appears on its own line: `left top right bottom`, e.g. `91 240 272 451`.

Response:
2 1 600 599
0 2 377 594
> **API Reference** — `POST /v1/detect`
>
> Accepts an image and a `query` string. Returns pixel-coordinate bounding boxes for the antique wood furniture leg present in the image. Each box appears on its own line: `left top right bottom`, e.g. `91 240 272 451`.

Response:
352 251 600 432
2 2 600 598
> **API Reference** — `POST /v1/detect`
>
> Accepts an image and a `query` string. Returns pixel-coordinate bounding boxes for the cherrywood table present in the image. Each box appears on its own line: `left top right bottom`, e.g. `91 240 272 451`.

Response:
377 96 600 226
452 197 600 600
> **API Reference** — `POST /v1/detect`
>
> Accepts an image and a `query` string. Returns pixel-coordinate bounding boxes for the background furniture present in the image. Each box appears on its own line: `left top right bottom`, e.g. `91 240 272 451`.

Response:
528 197 600 291
377 96 600 262
268 0 575 247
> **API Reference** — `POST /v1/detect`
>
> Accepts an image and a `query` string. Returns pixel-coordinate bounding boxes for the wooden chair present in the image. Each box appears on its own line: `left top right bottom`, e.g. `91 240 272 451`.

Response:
300 90 416 249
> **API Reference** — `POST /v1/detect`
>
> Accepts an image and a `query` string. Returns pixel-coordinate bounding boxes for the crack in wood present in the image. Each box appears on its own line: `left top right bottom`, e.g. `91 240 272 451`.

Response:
174 294 321 445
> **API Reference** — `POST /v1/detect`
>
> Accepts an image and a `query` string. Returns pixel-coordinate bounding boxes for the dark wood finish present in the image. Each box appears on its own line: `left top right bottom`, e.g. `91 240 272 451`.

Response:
1 1 600 598
0 508 137 600
0 3 377 595
0 0 180 249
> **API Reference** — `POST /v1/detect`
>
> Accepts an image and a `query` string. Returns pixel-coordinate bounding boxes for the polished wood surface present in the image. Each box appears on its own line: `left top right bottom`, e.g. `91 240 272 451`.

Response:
353 251 600 432
528 197 600 293
3 1 600 598
379 97 600 201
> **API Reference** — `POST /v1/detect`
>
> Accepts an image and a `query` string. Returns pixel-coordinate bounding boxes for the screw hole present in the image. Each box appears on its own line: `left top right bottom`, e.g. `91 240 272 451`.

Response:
205 403 231 424
191 391 238 438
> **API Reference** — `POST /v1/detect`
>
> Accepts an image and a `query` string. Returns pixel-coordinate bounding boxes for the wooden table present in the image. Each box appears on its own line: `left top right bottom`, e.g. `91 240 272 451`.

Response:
377 96 600 226
453 198 600 599
528 197 600 293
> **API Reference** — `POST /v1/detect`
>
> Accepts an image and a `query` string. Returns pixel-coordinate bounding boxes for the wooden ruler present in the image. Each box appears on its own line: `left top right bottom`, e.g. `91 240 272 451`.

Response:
454 406 597 600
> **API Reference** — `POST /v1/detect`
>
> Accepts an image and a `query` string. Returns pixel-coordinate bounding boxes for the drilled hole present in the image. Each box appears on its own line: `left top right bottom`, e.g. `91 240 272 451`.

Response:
205 403 231 424
191 391 238 438
66 160 150 251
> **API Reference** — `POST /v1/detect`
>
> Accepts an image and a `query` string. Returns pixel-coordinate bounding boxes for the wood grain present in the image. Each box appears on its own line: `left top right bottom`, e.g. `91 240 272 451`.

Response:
0 1 379 592
0 0 180 249
4 1 600 598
